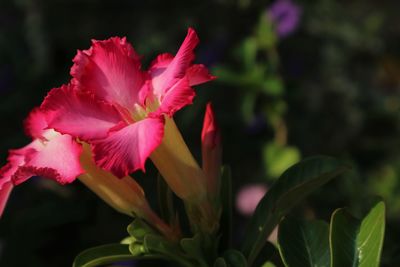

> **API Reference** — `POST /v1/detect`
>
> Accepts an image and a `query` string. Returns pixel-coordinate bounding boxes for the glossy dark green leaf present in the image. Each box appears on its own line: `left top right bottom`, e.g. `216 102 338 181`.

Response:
253 241 284 267
278 218 330 267
72 244 137 267
242 156 349 265
356 201 386 266
330 201 385 267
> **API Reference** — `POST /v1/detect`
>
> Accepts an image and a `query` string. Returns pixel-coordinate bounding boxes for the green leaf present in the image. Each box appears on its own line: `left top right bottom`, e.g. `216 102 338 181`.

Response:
262 77 284 96
214 250 247 267
129 243 146 256
278 218 330 267
242 156 349 265
223 249 247 267
144 234 194 267
253 241 284 267
262 262 277 267
214 257 228 267
127 218 156 242
257 14 277 49
330 210 359 267
357 201 386 266
72 244 138 267
220 166 233 249
120 236 135 245
242 37 258 69
330 201 385 267
180 234 208 267
144 234 178 255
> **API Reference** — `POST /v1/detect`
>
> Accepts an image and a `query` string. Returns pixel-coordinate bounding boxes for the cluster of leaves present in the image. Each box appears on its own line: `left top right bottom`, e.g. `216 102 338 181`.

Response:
278 201 385 267
72 156 385 267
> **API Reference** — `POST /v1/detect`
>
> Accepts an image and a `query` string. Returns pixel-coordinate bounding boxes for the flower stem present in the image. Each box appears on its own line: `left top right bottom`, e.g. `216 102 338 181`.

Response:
141 206 181 241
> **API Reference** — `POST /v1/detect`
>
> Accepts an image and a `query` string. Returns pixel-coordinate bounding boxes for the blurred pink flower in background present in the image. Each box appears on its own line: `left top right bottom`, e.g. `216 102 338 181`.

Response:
236 183 268 216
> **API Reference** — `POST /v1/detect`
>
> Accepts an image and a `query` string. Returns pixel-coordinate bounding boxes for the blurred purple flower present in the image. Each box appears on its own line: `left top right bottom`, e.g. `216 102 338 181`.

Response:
267 0 302 38
236 184 268 216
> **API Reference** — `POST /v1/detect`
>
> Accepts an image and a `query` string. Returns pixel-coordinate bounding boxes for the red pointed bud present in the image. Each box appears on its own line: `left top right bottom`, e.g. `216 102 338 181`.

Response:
201 103 222 198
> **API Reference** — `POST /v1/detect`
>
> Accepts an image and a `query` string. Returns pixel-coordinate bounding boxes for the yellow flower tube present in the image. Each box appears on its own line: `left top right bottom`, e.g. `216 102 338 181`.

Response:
78 143 178 239
150 117 207 203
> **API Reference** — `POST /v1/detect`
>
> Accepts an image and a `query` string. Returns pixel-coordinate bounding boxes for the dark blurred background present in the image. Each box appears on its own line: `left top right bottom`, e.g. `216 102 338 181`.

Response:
1 0 400 266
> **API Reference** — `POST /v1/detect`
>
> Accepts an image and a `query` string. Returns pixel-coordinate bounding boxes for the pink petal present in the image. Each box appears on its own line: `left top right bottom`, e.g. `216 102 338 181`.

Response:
149 53 174 70
71 37 146 109
0 160 19 189
93 117 165 178
41 84 124 141
137 80 153 107
23 107 50 139
13 134 84 185
155 78 195 117
0 182 13 217
186 64 216 86
0 143 39 187
0 162 16 189
151 28 199 97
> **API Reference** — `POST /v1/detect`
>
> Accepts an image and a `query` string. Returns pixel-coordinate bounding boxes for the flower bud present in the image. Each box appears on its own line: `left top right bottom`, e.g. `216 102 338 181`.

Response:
201 103 222 198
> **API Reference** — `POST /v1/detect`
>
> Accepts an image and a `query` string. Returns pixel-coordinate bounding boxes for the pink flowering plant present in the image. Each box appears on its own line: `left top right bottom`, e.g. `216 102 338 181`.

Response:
0 29 386 267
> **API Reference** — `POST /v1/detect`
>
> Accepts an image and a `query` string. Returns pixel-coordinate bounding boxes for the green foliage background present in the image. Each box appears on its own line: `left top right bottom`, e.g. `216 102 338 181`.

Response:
0 0 400 266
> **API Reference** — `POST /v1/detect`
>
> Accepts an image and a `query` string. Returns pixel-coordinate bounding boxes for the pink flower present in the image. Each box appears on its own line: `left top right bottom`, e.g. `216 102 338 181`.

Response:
236 184 268 216
0 108 178 238
0 110 178 238
41 28 215 180
0 108 84 216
